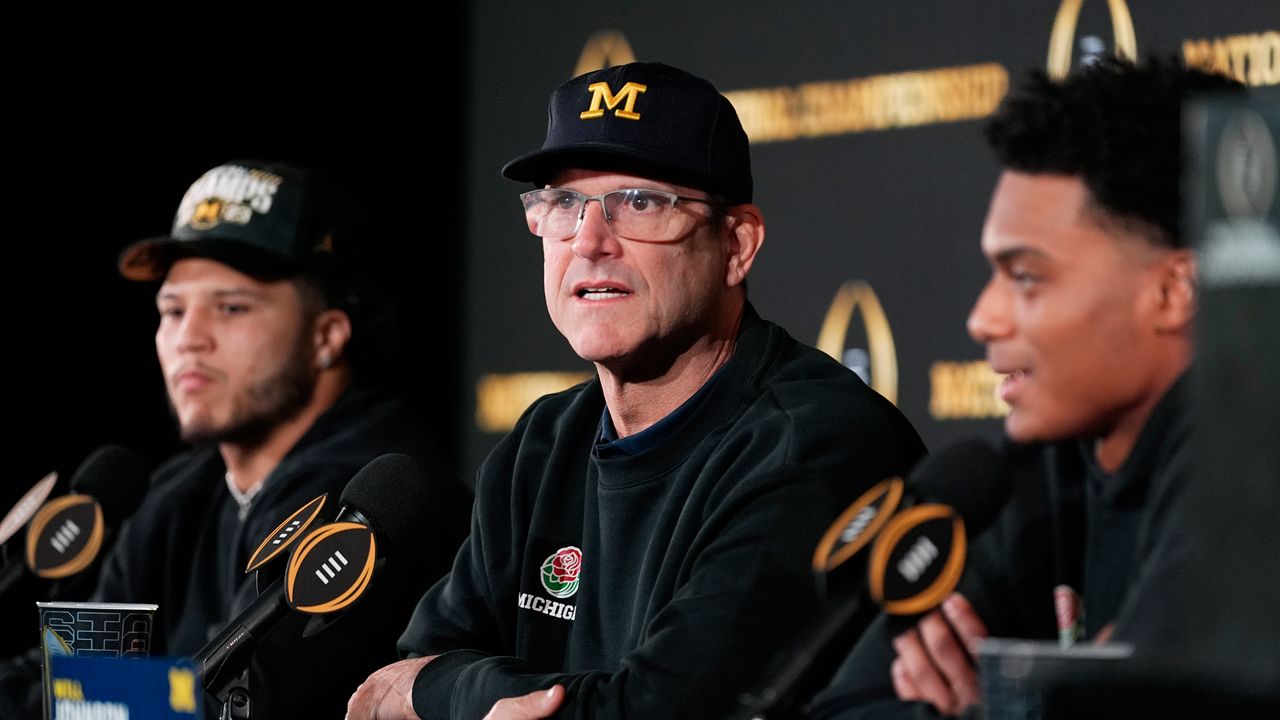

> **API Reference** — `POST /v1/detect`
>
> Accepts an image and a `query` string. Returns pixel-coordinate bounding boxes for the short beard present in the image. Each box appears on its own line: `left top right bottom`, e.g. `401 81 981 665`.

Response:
173 337 318 449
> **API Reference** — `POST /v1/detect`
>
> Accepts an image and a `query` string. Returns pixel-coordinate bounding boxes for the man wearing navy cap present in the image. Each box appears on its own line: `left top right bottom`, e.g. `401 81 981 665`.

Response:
349 62 925 720
66 161 463 717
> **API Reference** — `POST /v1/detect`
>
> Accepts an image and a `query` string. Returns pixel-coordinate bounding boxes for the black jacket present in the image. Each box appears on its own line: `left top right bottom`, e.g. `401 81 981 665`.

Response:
95 386 468 718
806 378 1194 720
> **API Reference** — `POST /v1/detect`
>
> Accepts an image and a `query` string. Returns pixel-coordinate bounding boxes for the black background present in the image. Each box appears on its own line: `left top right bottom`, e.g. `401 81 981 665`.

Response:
8 11 468 507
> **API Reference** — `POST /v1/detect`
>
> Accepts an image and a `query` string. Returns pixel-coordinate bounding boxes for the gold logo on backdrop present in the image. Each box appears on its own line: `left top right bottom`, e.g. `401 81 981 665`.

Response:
1184 31 1280 87
816 281 898 405
581 81 648 120
476 371 595 433
574 31 638 77
1047 0 1137 80
929 360 1009 419
723 64 1008 143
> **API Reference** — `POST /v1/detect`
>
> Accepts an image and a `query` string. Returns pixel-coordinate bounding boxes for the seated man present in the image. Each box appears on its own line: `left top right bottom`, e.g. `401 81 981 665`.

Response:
807 58 1242 719
2 160 468 719
348 62 927 719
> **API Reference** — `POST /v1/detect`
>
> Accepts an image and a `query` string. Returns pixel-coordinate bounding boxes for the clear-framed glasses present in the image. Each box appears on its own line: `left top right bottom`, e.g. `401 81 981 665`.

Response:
520 188 721 242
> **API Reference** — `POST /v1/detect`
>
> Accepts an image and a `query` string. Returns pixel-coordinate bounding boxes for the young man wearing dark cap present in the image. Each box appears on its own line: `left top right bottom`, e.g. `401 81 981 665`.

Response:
39 160 464 718
348 62 925 720
805 58 1247 720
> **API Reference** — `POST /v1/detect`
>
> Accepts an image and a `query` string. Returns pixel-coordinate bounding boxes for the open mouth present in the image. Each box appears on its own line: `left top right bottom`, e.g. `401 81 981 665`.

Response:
576 286 630 300
998 369 1027 402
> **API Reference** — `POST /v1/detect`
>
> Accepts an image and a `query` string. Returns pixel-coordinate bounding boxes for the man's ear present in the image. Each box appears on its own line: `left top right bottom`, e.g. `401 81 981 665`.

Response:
723 204 765 288
313 308 353 369
1152 249 1196 334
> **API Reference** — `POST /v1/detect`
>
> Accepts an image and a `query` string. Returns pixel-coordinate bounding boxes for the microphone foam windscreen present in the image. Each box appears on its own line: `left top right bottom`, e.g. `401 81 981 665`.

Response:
906 439 1013 535
339 453 432 551
69 445 151 526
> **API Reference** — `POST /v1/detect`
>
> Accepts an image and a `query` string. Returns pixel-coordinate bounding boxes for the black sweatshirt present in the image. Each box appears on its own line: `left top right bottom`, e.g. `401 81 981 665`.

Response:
400 305 927 720
806 377 1193 720
94 386 469 718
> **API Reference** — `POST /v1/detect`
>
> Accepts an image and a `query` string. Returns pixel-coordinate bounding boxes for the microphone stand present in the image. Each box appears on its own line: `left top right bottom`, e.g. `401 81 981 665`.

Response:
733 589 879 720
198 573 289 720
216 670 252 720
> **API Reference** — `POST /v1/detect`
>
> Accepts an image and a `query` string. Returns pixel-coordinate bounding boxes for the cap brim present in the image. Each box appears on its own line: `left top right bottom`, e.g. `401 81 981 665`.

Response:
118 237 301 282
502 141 719 195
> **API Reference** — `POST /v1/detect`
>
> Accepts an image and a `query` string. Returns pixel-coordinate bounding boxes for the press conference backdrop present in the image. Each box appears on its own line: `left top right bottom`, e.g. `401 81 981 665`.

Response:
461 1 1278 475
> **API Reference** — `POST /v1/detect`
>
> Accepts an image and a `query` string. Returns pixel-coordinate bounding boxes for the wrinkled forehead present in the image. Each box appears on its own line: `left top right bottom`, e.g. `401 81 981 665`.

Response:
542 152 717 195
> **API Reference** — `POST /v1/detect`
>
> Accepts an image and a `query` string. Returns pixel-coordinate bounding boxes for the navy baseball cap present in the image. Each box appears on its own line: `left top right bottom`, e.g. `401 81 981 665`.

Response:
119 160 340 282
502 62 753 204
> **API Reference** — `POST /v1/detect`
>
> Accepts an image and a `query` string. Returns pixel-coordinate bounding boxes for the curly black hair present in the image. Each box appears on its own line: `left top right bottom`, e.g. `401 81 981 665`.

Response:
984 56 1243 248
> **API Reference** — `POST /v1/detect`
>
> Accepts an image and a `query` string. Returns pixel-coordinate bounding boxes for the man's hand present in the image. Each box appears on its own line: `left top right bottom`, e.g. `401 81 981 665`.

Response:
482 685 565 720
889 593 988 716
346 656 436 720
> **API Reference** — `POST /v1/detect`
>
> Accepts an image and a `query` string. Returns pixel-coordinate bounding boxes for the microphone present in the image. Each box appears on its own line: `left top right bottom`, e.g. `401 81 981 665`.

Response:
735 440 1012 720
1 446 150 597
865 441 1013 624
192 453 434 698
244 493 329 594
0 471 59 547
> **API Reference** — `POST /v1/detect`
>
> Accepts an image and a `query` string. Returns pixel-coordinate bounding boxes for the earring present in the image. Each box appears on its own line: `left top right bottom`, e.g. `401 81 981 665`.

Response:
319 353 334 370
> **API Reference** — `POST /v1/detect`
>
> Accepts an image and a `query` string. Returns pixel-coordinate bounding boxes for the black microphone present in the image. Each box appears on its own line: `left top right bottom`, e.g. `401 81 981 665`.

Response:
1 445 150 597
192 453 434 697
865 441 1013 626
243 493 329 595
735 440 1012 720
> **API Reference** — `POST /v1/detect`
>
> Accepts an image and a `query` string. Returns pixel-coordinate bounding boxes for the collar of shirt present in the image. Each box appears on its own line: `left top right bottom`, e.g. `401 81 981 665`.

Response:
596 363 728 458
224 471 266 521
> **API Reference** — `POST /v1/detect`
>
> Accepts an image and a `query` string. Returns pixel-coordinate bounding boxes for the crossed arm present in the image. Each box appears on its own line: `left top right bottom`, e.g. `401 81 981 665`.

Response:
348 467 862 720
347 659 564 720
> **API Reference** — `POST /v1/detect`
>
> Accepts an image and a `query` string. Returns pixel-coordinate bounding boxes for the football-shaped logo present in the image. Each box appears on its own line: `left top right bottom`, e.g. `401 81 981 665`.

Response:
285 522 377 614
813 477 905 575
245 494 327 574
868 504 967 616
0 471 58 545
26 495 104 579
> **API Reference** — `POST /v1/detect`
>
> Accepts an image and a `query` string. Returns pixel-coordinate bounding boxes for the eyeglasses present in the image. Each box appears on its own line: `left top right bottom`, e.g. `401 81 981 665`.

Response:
520 188 721 242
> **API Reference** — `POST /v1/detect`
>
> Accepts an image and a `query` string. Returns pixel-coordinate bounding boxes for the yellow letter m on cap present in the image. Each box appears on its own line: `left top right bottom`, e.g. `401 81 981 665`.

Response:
580 81 647 120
